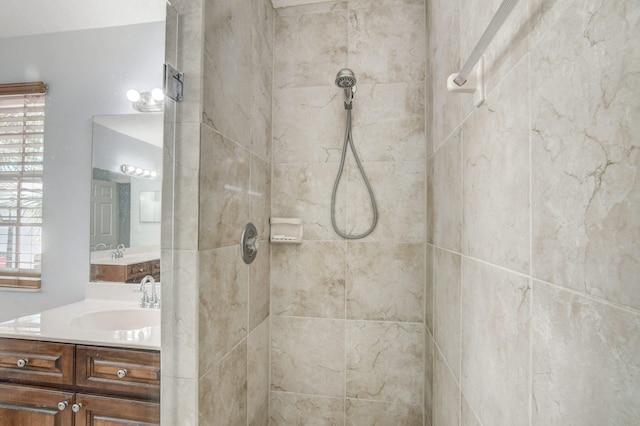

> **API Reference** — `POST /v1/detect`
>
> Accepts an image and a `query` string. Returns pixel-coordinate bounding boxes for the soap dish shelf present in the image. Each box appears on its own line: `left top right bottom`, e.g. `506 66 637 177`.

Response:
270 217 303 244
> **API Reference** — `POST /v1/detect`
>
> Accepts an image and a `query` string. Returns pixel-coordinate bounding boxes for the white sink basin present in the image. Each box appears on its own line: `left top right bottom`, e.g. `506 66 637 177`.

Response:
70 309 160 331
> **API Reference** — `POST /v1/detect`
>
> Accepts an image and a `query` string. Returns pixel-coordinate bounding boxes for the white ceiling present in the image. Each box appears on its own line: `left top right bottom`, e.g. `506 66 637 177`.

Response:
0 0 165 38
93 114 164 149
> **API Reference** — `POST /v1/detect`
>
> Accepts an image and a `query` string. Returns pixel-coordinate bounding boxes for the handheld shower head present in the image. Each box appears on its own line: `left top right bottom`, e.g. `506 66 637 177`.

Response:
335 68 357 108
335 68 356 89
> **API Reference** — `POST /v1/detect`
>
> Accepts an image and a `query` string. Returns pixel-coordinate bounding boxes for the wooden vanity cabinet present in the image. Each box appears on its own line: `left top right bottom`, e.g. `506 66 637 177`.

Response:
0 338 159 425
90 259 160 283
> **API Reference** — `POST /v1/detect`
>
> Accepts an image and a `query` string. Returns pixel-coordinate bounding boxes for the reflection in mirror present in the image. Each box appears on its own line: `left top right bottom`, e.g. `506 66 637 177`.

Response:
90 114 162 282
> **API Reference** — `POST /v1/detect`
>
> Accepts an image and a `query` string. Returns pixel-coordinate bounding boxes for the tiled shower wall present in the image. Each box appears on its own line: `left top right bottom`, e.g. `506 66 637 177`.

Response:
270 1 427 424
426 0 640 424
161 0 273 425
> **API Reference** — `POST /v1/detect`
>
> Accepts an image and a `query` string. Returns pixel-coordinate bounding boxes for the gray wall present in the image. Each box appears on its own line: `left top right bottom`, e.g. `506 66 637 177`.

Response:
0 22 164 321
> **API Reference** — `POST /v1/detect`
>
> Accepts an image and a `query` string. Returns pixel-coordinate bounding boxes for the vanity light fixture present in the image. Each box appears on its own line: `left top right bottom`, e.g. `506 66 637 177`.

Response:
126 88 164 112
121 164 158 179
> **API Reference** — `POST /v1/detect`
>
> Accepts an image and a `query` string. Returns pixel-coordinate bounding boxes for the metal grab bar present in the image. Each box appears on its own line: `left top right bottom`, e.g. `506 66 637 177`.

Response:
454 0 520 86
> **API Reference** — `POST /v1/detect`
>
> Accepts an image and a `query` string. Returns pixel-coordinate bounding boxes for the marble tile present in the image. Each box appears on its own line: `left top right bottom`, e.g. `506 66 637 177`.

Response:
272 86 345 165
345 161 425 242
345 399 422 426
199 340 248 425
461 393 481 426
162 249 199 380
271 241 346 319
248 319 270 426
161 376 197 426
271 316 345 397
250 0 274 162
272 163 345 241
274 3 347 89
424 328 434 426
250 153 272 241
427 0 462 150
346 321 424 405
249 241 270 331
528 0 575 46
461 258 530 426
348 2 425 84
198 125 250 250
174 8 203 124
346 242 424 322
269 392 345 426
532 281 640 425
433 249 461 382
350 83 426 163
433 346 460 426
531 0 640 310
171 123 201 251
203 0 253 146
462 56 530 274
428 129 461 251
425 244 434 334
199 246 248 371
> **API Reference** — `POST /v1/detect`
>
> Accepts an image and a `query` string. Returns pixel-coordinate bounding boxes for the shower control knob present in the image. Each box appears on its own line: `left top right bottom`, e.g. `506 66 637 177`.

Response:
16 358 28 368
72 403 83 413
117 369 128 378
57 401 68 411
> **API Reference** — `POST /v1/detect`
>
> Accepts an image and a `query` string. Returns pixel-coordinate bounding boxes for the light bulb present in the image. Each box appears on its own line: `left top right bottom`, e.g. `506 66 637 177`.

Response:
135 168 143 175
150 171 158 178
126 89 141 102
151 88 164 101
142 170 151 177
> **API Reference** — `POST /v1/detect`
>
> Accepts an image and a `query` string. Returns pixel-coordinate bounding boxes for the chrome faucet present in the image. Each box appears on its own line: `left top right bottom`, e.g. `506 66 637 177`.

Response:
111 244 126 259
138 275 160 308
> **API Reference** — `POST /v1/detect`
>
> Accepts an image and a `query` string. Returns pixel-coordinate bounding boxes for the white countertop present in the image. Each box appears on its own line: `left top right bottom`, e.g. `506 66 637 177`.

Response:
0 283 160 350
90 246 160 266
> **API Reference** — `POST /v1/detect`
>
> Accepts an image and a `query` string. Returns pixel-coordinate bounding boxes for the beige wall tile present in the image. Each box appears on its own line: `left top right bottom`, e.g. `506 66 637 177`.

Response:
346 321 424 405
531 0 640 310
199 340 248 425
433 249 461 382
350 83 426 163
532 281 640 425
274 4 347 89
461 394 481 426
203 0 252 146
433 347 460 426
271 316 345 397
198 125 250 250
250 153 272 241
461 258 530 426
345 399 422 426
273 87 344 165
272 163 345 241
347 2 425 84
424 328 434 426
425 244 434 334
249 241 270 331
428 129 461 251
248 319 270 426
271 241 346 318
199 246 248 370
161 376 197 426
347 242 424 322
269 392 345 425
462 56 530 273
345 161 425 242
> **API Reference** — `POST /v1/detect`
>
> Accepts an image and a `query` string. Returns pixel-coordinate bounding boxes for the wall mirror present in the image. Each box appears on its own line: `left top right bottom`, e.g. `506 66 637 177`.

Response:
0 0 171 321
89 113 163 282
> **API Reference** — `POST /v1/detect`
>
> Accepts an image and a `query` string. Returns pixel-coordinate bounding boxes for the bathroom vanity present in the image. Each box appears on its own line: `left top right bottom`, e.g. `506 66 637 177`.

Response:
0 283 160 425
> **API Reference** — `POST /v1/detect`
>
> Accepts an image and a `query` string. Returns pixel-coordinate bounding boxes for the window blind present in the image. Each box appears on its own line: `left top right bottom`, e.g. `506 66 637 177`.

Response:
0 83 46 289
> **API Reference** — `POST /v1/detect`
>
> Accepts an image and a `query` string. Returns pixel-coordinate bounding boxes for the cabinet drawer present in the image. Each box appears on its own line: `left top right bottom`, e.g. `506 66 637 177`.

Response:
0 383 74 425
76 346 160 399
127 262 151 277
0 338 74 386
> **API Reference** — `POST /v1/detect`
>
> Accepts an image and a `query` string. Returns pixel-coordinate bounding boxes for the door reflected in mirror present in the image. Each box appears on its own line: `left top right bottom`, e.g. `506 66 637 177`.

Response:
90 114 162 282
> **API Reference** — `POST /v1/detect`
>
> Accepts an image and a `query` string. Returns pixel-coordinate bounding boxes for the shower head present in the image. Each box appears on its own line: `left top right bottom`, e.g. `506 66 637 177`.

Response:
335 68 356 89
336 68 357 108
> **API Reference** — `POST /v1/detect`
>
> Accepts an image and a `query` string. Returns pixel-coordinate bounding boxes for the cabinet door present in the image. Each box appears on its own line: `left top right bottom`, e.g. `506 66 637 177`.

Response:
74 394 159 426
0 383 73 426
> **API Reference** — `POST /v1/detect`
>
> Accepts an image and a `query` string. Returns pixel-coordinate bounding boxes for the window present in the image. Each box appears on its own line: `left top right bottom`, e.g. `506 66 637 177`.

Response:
0 82 46 289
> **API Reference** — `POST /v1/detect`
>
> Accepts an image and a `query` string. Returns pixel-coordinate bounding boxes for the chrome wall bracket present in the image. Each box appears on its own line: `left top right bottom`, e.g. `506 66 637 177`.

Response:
164 63 184 102
240 223 259 264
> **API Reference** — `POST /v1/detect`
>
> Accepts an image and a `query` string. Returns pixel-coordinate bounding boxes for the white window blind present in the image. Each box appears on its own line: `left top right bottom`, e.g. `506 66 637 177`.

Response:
0 83 45 289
